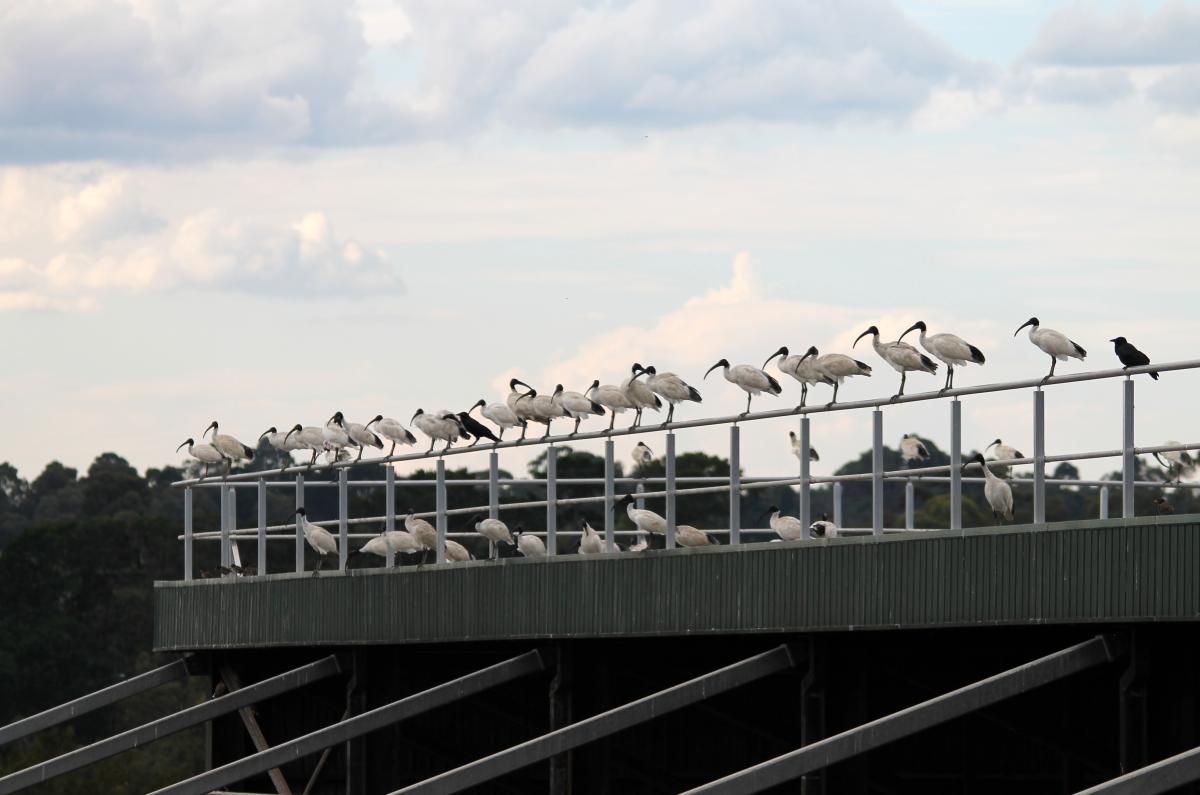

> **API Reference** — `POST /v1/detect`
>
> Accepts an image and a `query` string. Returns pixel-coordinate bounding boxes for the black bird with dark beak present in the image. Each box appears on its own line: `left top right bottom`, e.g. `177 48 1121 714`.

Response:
456 408 501 446
1111 337 1158 380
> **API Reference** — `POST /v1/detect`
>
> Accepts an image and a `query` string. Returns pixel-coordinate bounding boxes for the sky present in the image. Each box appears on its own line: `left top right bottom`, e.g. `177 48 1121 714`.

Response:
1 0 1199 487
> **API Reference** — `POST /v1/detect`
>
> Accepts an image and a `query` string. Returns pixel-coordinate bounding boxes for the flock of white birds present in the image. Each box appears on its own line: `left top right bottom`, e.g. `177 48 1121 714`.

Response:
179 318 1173 574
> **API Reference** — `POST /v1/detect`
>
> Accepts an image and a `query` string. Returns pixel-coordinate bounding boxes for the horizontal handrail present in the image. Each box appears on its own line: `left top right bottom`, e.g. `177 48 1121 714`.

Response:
170 360 1192 486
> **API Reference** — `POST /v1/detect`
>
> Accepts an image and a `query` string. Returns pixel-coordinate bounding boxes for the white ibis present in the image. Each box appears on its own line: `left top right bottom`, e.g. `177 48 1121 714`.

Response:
260 427 305 456
900 434 930 465
633 364 701 424
410 409 461 452
622 364 662 427
553 384 605 434
763 346 832 408
964 453 1013 522
366 416 417 455
516 387 566 438
899 321 985 391
405 511 438 563
176 438 225 478
1111 337 1158 380
809 514 839 537
762 506 804 541
515 528 546 557
587 380 635 430
283 424 327 467
1014 318 1086 379
350 529 421 564
471 399 523 441
986 439 1024 463
1154 443 1194 484
853 326 937 399
507 379 539 439
295 508 337 576
456 410 501 445
676 524 719 547
203 421 254 475
323 412 352 458
344 418 383 461
811 353 872 406
788 431 819 462
445 538 472 562
579 520 606 554
468 513 513 557
632 441 653 472
617 493 666 535
704 358 782 415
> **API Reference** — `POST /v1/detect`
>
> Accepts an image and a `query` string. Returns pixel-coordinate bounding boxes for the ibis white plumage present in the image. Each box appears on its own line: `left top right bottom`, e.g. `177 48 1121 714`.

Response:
259 426 304 457
809 514 839 537
763 346 832 408
632 364 702 424
514 529 546 558
578 520 606 554
176 438 225 479
811 353 872 406
471 399 524 441
203 421 254 475
899 321 985 391
1014 317 1086 379
762 506 805 541
507 379 539 439
621 364 662 428
405 512 438 563
343 417 383 461
788 431 819 463
366 416 417 456
587 380 635 430
704 358 782 415
964 453 1014 522
632 441 653 472
1154 443 1194 484
553 384 605 434
323 412 352 458
900 434 930 465
283 424 327 467
853 326 938 399
676 524 719 547
410 409 462 453
985 438 1024 476
295 508 337 576
515 387 567 439
617 493 666 535
468 513 513 556
350 529 421 564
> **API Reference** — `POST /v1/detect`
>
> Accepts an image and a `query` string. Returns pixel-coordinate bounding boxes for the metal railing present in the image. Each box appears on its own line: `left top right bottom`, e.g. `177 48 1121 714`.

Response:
172 360 1200 579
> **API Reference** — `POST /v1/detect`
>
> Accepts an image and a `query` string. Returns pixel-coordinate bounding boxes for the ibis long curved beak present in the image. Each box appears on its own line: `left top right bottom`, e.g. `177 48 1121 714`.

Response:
409 410 420 424
284 427 298 443
512 379 532 392
176 440 190 453
985 440 997 452
258 428 272 440
204 421 217 437
1013 319 1034 337
853 329 873 348
703 361 723 379
899 322 921 341
761 347 787 369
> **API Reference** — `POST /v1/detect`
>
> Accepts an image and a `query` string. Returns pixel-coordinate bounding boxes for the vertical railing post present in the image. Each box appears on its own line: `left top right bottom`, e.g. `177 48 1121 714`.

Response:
905 479 915 530
1100 485 1110 520
872 410 884 535
1033 390 1046 524
729 425 741 545
435 459 447 564
220 485 232 568
338 468 349 571
1122 379 1136 518
603 440 615 553
666 433 677 549
295 474 305 573
257 479 267 575
833 481 843 528
546 446 558 556
799 418 812 532
183 487 193 581
950 399 962 530
385 465 396 568
488 452 499 560
635 481 645 510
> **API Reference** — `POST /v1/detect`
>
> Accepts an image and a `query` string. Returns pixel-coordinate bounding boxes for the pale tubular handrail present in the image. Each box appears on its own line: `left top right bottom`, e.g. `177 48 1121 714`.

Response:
180 441 1200 539
170 360 1192 487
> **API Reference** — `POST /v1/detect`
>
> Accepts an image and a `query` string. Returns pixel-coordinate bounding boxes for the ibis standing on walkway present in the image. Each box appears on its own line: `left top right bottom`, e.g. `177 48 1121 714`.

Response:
1014 318 1086 379
617 493 667 535
405 511 438 563
578 520 606 554
514 528 546 558
203 421 255 475
964 453 1014 523
176 438 225 479
899 321 985 391
761 506 805 541
763 346 831 408
633 365 701 425
1111 337 1158 380
705 358 782 415
622 365 662 428
295 508 337 576
853 326 938 399
809 514 839 537
349 529 421 565
468 513 513 557
366 416 417 456
811 352 872 406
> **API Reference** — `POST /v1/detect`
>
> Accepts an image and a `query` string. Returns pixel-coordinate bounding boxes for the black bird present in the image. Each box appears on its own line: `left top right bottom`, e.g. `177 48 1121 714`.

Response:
1111 337 1158 380
1153 497 1174 515
456 411 501 445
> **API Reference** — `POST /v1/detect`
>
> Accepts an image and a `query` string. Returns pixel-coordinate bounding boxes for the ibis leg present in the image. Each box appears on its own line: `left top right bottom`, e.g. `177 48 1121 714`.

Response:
827 382 839 407
744 393 752 415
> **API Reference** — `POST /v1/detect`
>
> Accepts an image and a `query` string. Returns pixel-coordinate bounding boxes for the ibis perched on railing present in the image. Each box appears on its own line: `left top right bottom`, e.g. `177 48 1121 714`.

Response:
553 383 605 434
704 358 781 415
763 346 831 408
366 416 417 455
176 438 225 479
1014 318 1086 380
900 321 985 391
633 364 701 424
203 421 254 475
622 364 662 427
587 379 636 430
854 326 937 399
410 409 462 452
812 352 872 405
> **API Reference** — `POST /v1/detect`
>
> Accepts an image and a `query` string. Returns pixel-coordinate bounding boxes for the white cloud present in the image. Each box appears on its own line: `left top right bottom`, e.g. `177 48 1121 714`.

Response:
1026 2 1200 67
54 174 164 242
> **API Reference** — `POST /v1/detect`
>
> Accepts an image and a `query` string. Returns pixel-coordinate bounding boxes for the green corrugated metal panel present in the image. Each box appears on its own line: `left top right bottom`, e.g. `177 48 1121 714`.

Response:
154 516 1200 651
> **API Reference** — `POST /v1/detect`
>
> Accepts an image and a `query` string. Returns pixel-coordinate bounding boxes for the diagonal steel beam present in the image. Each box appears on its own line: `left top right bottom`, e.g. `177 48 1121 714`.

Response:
149 649 546 795
1074 745 1200 795
0 655 340 795
684 635 1121 795
393 644 797 795
0 656 193 748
